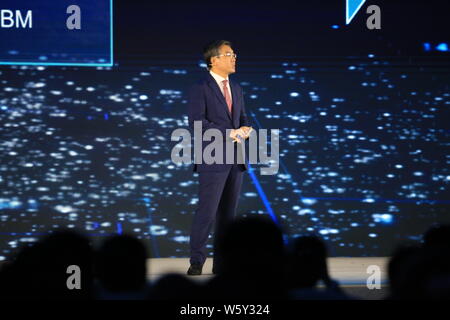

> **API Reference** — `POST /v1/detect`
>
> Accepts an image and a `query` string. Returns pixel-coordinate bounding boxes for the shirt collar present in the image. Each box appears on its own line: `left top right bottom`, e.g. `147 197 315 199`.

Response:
209 70 229 84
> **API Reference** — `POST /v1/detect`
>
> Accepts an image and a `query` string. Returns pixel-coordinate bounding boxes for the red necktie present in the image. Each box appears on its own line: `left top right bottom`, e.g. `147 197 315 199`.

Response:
222 80 232 114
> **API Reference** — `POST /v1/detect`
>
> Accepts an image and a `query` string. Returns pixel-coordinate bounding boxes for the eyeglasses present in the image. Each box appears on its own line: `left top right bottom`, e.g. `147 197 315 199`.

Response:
215 53 237 59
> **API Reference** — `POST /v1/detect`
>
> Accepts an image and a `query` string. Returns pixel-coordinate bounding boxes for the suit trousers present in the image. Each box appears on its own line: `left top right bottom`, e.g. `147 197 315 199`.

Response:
189 164 244 267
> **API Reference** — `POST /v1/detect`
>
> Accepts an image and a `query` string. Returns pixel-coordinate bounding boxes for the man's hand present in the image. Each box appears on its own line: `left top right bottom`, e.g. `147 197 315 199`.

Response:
230 127 253 143
240 126 253 138
230 128 246 143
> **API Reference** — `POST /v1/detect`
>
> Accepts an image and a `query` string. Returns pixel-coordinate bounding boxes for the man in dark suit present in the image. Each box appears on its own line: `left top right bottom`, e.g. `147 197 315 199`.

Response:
187 40 252 275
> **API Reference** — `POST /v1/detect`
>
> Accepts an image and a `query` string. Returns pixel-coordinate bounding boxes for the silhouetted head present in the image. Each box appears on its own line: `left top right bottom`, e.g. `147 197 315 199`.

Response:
287 235 328 288
388 242 450 300
96 234 149 292
387 244 422 299
211 216 286 299
216 216 285 277
150 273 203 300
3 229 94 300
423 224 450 251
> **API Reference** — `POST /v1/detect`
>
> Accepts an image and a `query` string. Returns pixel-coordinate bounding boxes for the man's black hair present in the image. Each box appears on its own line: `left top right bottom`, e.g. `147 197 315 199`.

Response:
203 40 232 70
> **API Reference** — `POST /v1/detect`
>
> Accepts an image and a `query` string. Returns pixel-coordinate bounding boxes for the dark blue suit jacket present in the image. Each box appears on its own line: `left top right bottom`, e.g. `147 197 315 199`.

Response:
187 72 250 172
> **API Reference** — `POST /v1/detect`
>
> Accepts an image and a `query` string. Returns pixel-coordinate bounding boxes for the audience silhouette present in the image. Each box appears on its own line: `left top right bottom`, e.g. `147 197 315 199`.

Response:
205 216 287 300
1 219 450 300
386 224 450 300
286 235 351 300
0 229 93 300
95 234 151 300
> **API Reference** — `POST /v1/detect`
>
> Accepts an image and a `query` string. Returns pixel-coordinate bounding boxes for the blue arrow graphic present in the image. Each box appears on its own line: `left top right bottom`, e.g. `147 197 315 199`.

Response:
346 0 366 24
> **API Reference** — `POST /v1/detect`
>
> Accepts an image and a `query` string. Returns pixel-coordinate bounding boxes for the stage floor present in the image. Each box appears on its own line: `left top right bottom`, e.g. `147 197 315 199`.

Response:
147 257 390 300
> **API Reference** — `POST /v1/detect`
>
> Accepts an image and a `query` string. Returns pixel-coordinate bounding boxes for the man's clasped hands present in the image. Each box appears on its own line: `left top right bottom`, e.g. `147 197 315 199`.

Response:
229 126 253 143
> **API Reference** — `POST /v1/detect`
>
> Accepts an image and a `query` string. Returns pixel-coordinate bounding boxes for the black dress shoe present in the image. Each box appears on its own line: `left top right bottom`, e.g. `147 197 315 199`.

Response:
187 263 203 276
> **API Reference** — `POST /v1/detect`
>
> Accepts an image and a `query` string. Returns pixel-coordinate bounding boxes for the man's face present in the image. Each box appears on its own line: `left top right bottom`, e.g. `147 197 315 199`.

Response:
211 45 236 75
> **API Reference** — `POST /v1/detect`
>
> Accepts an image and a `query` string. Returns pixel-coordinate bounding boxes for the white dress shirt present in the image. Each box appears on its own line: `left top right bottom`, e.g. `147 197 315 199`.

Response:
209 70 232 105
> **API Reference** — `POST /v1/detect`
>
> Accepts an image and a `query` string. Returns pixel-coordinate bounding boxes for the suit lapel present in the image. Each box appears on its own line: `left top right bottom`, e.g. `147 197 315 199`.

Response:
207 73 232 121
230 80 240 126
